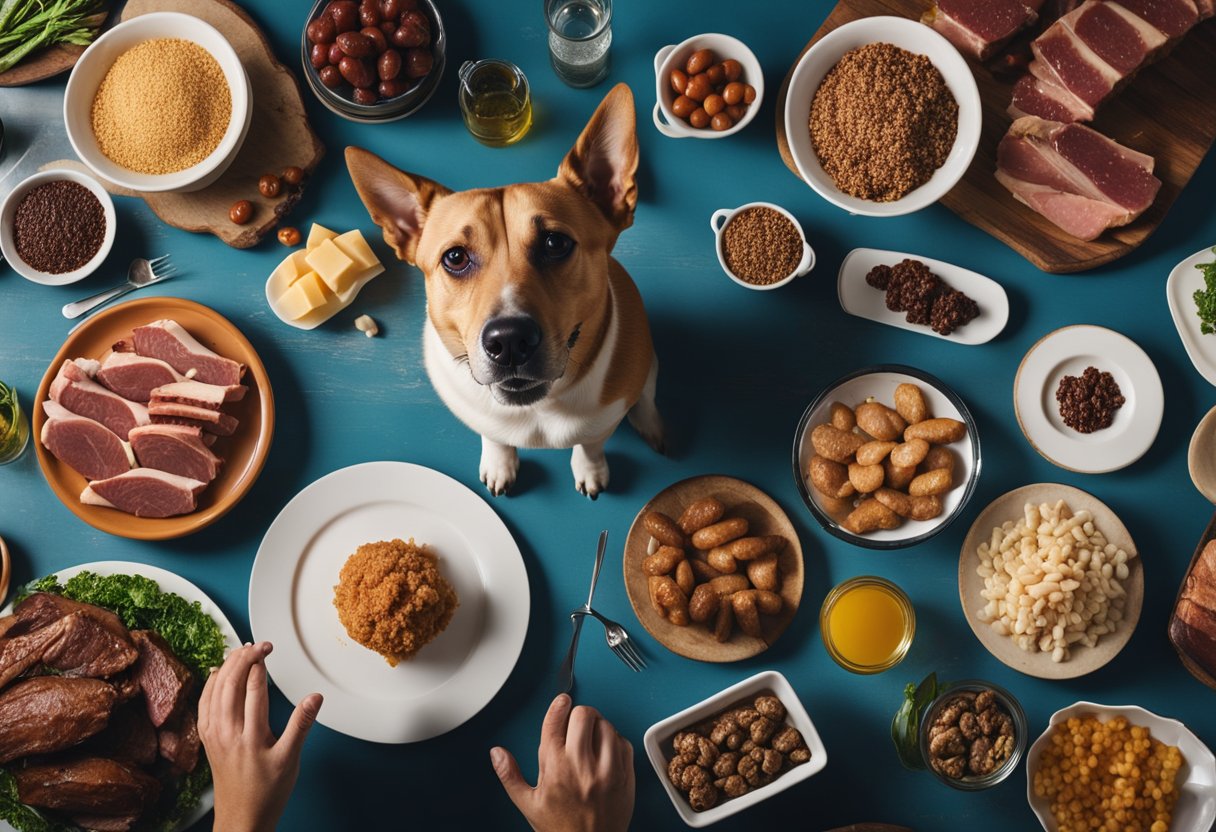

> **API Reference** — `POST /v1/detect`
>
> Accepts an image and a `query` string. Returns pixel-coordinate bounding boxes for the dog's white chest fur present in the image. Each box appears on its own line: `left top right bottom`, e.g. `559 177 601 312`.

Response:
423 307 628 451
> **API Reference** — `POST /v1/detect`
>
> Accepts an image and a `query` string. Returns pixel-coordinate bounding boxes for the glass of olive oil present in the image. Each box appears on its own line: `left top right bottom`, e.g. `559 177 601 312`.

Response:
458 60 532 147
820 575 915 674
0 381 29 465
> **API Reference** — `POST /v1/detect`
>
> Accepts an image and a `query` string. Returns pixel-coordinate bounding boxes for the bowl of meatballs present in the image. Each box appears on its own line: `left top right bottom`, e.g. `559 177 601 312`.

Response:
300 0 445 122
644 671 828 826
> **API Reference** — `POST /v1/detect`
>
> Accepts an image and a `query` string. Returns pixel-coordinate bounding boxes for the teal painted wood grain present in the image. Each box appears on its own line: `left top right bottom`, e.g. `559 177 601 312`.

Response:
2 1 1216 828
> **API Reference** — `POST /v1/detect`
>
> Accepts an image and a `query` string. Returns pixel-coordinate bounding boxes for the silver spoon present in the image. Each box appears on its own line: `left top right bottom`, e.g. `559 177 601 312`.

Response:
62 255 175 319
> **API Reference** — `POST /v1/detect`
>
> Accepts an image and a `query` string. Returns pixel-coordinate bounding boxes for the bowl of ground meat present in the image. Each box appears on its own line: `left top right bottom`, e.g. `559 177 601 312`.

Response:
783 16 981 217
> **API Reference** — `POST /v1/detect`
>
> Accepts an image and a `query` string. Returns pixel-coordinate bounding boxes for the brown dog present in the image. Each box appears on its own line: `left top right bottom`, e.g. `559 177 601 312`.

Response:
346 83 663 498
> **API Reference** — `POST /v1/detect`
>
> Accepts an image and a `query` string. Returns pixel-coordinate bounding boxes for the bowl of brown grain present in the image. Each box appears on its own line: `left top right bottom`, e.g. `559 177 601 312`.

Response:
63 13 252 194
783 16 980 217
709 202 815 291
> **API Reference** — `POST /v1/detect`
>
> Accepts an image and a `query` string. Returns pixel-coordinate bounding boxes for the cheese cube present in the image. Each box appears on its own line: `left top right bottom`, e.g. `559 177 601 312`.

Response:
267 250 311 299
333 229 380 271
277 272 331 320
305 239 358 295
306 224 338 250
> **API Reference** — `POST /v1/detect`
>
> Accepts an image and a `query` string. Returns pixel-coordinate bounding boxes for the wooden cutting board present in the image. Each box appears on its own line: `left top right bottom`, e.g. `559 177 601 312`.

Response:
774 0 1216 274
0 10 109 87
44 0 324 248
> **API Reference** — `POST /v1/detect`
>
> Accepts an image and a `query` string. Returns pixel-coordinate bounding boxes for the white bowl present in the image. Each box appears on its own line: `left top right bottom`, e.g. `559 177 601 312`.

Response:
1026 702 1216 832
783 16 981 217
643 670 828 827
653 33 764 140
63 12 252 193
709 202 815 290
0 169 116 286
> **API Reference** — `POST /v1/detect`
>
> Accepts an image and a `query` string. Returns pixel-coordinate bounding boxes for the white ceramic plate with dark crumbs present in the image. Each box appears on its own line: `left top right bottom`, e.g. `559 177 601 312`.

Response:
837 248 1009 345
1014 325 1163 474
1166 246 1216 387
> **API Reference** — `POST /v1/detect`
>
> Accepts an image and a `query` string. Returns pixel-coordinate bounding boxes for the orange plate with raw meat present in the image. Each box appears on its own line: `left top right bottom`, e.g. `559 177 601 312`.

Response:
33 297 274 540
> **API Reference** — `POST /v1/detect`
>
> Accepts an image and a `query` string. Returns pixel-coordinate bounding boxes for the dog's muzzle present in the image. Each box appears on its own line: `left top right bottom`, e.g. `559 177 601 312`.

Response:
477 316 553 406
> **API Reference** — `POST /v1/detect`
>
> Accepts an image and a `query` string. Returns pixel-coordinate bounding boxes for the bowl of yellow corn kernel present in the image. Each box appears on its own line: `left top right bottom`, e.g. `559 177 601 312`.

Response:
1026 702 1215 832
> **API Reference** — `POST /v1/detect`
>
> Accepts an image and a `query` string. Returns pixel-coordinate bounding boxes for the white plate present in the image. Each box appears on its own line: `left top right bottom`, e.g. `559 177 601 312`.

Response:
837 249 1008 345
1026 702 1216 832
1166 246 1216 387
248 461 529 744
643 670 828 827
0 560 240 832
1014 325 1163 474
782 17 981 217
792 366 980 549
264 250 385 331
0 169 116 286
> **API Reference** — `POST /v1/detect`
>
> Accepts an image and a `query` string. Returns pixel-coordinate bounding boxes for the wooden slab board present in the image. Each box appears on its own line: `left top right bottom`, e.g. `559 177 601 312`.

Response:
45 0 324 248
0 10 108 87
774 0 1216 274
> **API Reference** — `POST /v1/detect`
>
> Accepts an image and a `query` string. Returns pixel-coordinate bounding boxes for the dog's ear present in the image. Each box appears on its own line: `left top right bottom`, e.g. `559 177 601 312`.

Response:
557 83 639 232
345 146 452 265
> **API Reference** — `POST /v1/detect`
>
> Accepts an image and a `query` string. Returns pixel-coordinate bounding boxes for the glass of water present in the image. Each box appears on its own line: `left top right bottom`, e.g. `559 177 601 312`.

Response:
545 0 612 88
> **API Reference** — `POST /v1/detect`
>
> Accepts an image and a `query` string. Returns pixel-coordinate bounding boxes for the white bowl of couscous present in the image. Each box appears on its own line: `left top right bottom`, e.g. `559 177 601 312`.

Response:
63 12 251 193
1026 702 1216 832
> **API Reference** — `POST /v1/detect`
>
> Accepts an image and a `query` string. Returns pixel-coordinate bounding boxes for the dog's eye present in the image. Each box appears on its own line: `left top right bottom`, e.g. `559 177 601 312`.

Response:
442 246 472 275
541 232 574 261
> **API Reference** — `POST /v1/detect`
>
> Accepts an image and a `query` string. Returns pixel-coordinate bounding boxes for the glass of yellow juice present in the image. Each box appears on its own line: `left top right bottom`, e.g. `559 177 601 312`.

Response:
0 381 30 465
820 576 915 674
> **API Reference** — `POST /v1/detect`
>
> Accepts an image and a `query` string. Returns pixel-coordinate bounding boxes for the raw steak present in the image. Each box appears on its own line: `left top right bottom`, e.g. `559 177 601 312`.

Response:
129 424 222 483
50 361 149 441
81 469 207 519
131 320 244 386
41 400 132 481
95 353 185 403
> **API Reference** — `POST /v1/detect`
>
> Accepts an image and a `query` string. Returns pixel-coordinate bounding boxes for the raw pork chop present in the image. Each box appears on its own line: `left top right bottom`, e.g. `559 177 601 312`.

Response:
129 424 222 483
996 116 1161 240
130 630 193 727
50 361 149 441
925 0 1045 60
1031 23 1124 108
81 470 207 519
41 401 132 481
151 379 246 408
149 410 239 437
95 353 185 403
0 677 116 763
131 320 244 386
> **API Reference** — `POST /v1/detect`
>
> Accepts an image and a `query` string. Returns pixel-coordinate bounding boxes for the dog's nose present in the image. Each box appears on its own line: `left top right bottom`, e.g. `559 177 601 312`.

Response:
481 317 542 367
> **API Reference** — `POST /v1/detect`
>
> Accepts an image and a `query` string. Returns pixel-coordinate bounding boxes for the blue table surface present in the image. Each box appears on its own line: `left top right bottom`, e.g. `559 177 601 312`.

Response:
3 1 1216 829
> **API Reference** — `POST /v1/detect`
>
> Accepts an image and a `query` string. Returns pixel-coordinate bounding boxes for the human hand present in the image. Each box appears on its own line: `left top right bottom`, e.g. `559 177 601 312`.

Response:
198 642 323 832
491 694 635 832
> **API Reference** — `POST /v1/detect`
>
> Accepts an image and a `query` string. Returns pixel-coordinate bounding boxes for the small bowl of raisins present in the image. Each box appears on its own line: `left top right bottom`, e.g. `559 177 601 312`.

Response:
300 0 445 123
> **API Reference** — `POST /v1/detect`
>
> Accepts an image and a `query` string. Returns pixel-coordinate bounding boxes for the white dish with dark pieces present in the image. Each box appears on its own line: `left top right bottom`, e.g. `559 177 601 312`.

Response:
709 202 815 291
837 248 1008 344
0 169 116 286
1025 702 1216 832
1013 325 1162 474
792 365 980 550
643 670 827 827
782 16 981 217
1166 246 1216 387
652 33 763 140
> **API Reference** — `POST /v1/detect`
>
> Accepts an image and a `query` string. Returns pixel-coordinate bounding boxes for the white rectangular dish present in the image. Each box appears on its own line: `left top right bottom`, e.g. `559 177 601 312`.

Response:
837 248 1008 345
643 670 827 827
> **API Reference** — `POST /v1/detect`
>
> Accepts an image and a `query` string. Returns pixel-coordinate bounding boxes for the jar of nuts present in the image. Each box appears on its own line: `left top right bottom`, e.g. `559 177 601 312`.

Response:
918 681 1027 790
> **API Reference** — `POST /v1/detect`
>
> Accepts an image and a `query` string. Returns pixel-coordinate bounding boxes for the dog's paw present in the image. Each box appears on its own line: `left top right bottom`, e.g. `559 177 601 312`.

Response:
480 442 519 497
571 445 609 500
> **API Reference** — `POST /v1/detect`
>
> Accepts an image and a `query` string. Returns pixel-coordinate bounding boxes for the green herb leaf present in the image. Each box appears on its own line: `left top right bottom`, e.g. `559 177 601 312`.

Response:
891 671 941 770
0 770 74 832
1193 247 1216 336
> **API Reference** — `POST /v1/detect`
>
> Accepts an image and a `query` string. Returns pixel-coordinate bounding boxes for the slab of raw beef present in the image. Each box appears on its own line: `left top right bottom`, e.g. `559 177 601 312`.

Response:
50 361 149 441
41 401 132 481
96 353 186 403
148 406 238 437
131 320 244 386
129 424 222 483
925 0 1046 60
81 470 207 518
996 116 1161 240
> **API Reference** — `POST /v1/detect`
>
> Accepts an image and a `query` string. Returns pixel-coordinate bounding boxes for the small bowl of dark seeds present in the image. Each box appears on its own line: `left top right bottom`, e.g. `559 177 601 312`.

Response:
0 169 116 285
919 680 1027 791
710 202 815 291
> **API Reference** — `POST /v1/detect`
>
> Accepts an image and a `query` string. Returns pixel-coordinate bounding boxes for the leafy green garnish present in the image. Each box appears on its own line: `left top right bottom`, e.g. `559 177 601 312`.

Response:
0 0 105 74
1192 247 1216 335
891 671 941 770
0 771 72 832
5 572 223 831
17 572 225 677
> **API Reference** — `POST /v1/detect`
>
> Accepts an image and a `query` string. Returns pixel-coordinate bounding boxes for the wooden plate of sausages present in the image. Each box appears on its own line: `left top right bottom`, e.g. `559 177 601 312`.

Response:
623 475 804 663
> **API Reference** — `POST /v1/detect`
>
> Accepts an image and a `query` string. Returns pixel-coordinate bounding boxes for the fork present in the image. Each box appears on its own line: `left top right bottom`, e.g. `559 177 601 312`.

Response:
62 255 176 320
574 607 645 671
557 530 609 693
